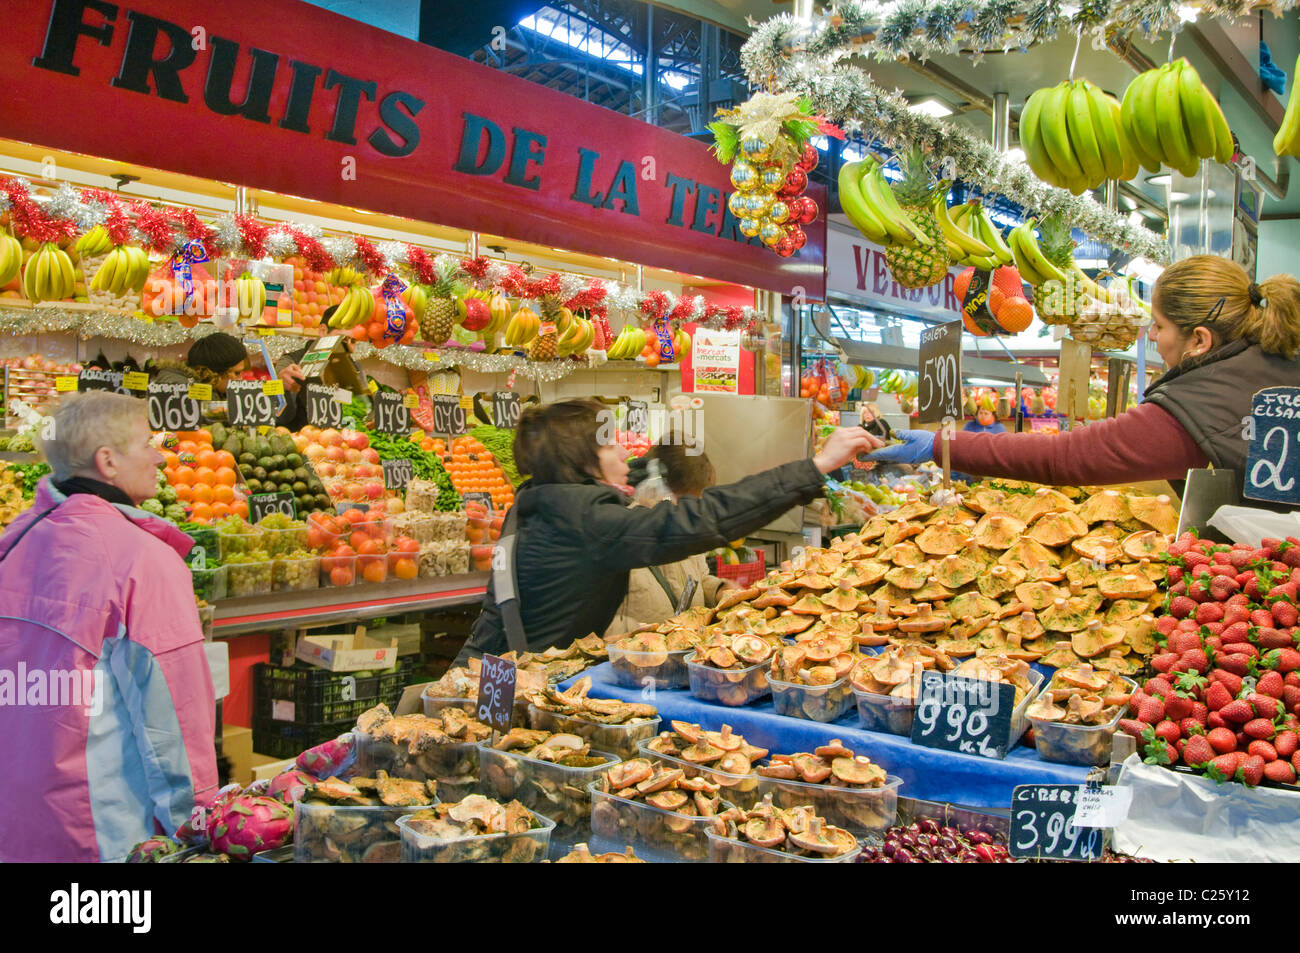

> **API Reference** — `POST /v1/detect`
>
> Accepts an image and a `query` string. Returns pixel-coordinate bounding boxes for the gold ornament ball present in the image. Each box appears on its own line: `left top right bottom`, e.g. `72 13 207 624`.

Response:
730 160 760 192
748 190 775 217
739 217 763 238
767 200 791 225
759 221 785 247
727 191 752 218
740 137 773 162
760 164 788 190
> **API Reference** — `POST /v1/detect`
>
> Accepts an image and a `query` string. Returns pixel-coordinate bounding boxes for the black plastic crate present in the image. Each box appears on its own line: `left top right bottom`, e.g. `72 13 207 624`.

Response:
252 717 355 760
253 659 411 725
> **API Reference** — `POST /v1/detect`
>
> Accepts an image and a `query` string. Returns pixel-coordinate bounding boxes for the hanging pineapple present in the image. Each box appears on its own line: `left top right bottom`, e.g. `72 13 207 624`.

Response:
883 149 949 289
420 258 458 345
529 296 561 361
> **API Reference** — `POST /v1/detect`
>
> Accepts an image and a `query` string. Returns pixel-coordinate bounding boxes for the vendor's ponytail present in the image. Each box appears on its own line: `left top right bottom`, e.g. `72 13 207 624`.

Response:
1154 256 1300 361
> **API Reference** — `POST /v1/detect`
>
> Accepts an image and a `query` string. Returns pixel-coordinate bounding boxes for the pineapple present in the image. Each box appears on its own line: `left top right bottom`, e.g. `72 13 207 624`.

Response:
884 149 949 289
1034 214 1086 325
421 265 457 345
528 297 560 361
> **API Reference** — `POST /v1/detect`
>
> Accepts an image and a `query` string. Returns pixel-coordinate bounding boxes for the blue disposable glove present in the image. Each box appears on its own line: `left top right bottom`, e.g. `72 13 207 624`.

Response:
865 429 936 465
1261 41 1287 97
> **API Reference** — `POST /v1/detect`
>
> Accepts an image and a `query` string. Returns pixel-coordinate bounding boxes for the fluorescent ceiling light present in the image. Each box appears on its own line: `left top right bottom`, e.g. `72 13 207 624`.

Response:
1146 174 1171 186
1169 191 1191 201
965 377 1006 386
908 99 953 118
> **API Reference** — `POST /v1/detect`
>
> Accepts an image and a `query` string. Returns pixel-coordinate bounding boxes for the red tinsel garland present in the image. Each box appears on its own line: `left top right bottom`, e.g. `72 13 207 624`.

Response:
285 226 333 273
0 178 76 243
498 264 531 298
668 294 697 324
460 256 492 283
235 214 268 260
563 279 607 314
173 207 216 257
131 201 179 253
405 244 436 285
639 290 669 322
353 236 386 276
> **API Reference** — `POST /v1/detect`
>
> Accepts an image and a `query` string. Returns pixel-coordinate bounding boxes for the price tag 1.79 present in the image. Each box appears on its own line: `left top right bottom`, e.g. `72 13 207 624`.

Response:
1244 386 1300 505
910 669 1017 759
917 320 963 425
476 653 517 733
1010 785 1105 861
305 383 342 429
371 391 412 436
248 492 296 524
493 391 522 429
382 458 414 491
147 382 202 432
432 394 467 437
226 379 275 428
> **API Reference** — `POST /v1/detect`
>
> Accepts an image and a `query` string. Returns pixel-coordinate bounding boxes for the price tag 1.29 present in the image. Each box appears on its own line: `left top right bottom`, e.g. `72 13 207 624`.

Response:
226 379 275 428
382 458 414 491
147 381 202 432
248 492 296 524
493 391 522 429
910 669 1017 760
372 391 412 436
1010 784 1105 861
1244 386 1300 505
305 383 342 429
432 394 466 437
917 320 963 426
476 653 517 733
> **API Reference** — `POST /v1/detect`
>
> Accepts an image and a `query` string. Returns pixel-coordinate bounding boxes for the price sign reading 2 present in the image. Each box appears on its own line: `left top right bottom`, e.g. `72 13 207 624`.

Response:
476 653 517 732
917 320 963 425
1245 387 1300 505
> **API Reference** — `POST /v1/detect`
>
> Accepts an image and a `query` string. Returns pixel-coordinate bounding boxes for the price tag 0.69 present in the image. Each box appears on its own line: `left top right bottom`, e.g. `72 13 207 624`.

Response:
910 669 1017 760
372 391 412 436
305 383 343 429
432 394 467 437
147 382 202 432
248 492 296 524
476 653 517 732
626 399 649 436
382 458 414 491
226 379 276 428
1010 785 1105 861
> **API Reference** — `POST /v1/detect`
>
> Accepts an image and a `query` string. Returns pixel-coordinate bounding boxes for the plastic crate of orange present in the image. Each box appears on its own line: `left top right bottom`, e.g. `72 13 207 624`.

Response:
422 434 515 511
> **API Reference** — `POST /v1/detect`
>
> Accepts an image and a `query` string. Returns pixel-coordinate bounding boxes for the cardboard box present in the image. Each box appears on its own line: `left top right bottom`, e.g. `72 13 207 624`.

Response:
223 725 253 787
295 625 398 673
250 756 298 781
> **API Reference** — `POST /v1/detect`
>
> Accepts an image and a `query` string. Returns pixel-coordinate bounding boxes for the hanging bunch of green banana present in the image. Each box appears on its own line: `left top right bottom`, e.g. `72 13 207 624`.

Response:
934 199 1013 270
74 225 113 260
1120 59 1233 176
0 234 22 287
836 156 934 249
88 244 151 297
878 369 918 398
1020 78 1138 194
1274 53 1300 157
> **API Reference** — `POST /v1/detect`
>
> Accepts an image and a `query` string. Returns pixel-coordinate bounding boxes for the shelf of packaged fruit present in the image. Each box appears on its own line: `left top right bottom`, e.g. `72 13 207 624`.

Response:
211 572 489 636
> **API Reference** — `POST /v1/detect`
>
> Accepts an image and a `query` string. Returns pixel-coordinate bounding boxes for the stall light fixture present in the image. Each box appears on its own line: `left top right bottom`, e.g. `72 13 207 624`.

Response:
1127 210 1144 226
1146 174 1171 186
908 99 953 118
1169 191 1191 201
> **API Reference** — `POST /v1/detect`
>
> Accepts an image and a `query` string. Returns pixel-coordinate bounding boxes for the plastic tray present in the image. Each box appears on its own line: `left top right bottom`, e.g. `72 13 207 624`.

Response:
217 528 266 560
705 829 862 863
636 740 769 809
354 729 479 801
397 809 554 863
759 771 902 834
294 799 415 863
853 684 917 736
606 643 692 691
1029 677 1135 767
478 744 618 835
273 554 320 592
224 560 273 598
769 675 853 723
190 564 227 602
527 704 660 759
319 554 357 588
588 781 731 863
422 693 531 727
684 651 770 707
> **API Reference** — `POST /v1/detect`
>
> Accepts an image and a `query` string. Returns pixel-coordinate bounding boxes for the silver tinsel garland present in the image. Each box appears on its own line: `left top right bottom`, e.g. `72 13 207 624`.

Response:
263 229 297 260
351 340 584 382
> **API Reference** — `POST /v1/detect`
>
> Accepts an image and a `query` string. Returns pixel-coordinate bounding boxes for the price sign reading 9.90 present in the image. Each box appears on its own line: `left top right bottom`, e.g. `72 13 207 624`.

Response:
917 320 963 425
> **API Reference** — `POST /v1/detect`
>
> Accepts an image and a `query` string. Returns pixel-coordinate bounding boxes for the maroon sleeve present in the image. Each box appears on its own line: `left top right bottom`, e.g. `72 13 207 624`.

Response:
941 402 1210 485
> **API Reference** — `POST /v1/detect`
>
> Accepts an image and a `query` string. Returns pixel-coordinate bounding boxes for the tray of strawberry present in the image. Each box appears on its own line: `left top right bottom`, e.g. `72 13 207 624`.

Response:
1119 532 1300 789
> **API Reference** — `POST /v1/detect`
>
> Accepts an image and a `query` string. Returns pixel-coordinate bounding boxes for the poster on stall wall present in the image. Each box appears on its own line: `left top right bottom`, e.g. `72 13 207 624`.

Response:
692 330 742 394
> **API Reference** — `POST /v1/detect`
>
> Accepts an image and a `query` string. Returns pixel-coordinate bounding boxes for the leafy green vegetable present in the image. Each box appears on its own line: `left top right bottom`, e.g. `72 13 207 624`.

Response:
10 463 50 499
364 429 461 511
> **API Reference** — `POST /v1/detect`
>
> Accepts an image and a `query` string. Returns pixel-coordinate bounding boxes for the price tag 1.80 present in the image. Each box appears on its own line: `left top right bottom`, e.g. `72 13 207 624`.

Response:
372 391 412 436
382 458 414 491
493 391 522 429
476 653 517 733
305 383 343 429
226 379 275 428
147 381 202 432
1010 785 1105 861
1244 386 1300 505
910 669 1017 760
248 492 296 524
432 394 467 437
917 320 963 425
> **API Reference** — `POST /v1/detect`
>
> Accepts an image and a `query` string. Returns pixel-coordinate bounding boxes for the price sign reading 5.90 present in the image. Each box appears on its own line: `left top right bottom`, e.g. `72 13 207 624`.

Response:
305 383 343 429
1010 785 1105 861
147 381 202 432
917 320 963 425
226 379 275 428
372 391 412 436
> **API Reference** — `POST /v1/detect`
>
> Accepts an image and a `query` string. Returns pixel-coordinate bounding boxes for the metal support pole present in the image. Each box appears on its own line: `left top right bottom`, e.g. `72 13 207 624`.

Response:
1105 180 1118 211
643 5 657 126
234 186 247 218
467 232 479 259
793 0 815 21
991 92 1010 152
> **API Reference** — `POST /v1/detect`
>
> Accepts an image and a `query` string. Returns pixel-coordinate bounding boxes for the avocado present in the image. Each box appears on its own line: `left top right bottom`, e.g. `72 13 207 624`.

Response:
286 453 303 469
297 493 314 510
261 481 277 493
239 452 256 467
314 493 331 509
269 454 286 470
256 456 273 470
293 467 310 482
252 467 268 482
292 481 307 494
210 423 228 449
245 478 262 494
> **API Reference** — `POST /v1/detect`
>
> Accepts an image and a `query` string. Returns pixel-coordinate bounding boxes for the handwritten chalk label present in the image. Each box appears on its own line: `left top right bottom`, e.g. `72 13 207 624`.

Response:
1010 784 1105 861
625 399 649 435
147 381 202 432
432 394 466 437
227 379 275 427
476 653 517 732
910 669 1016 759
371 391 411 436
1245 386 1300 505
248 492 296 524
917 320 963 425
382 458 414 491
78 369 124 393
305 383 342 428
493 391 522 429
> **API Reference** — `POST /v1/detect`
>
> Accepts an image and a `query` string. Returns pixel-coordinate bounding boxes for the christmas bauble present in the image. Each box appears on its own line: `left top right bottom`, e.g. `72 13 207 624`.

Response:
760 163 787 190
759 222 785 247
727 191 750 218
767 200 791 225
797 196 820 225
774 235 799 258
730 160 760 192
739 137 773 162
788 226 808 250
748 191 775 217
797 141 820 172
780 168 808 196
738 217 763 238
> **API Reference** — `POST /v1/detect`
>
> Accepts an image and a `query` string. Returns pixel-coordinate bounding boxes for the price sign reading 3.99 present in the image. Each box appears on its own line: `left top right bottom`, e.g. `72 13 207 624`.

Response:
917 320 963 425
226 379 275 428
372 391 412 436
305 383 343 429
147 381 202 432
1010 785 1105 861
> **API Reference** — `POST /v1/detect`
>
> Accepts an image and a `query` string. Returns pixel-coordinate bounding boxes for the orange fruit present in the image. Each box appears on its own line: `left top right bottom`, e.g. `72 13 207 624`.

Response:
214 450 235 470
194 466 217 486
192 484 214 505
214 484 235 504
177 441 199 455
162 451 180 469
231 500 249 519
215 467 238 486
174 485 194 503
194 429 211 446
196 450 219 470
210 502 231 519
393 557 418 580
190 502 213 521
173 468 197 486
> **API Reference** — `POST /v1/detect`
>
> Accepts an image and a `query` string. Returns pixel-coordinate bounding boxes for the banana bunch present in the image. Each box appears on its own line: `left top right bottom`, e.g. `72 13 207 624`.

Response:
1120 59 1233 176
326 265 363 287
0 234 22 286
503 306 540 347
878 369 918 398
74 226 113 259
1275 54 1300 156
1021 79 1138 194
936 199 1013 269
326 284 375 328
235 272 267 321
22 241 76 303
485 293 512 338
837 157 932 248
89 244 151 296
606 323 647 360
556 316 595 357
401 283 428 324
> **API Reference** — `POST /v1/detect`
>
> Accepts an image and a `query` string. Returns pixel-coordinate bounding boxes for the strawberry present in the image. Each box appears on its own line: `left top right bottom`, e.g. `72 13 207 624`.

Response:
1167 632 1200 656
1210 753 1242 780
1118 718 1147 738
1164 694 1194 721
1195 602 1225 624
1143 676 1174 698
1169 595 1196 619
1166 565 1185 585
1273 650 1300 673
1137 696 1167 724
1211 670 1245 695
1248 694 1284 720
1236 644 1262 660
1248 739 1278 761
1220 699 1255 723
1218 653 1251 676
1184 551 1210 569
1191 701 1209 724
1276 730 1300 758
1206 637 1225 653
1227 548 1257 569
1258 670 1286 699
1292 566 1300 586
1208 727 1238 753
1153 720 1182 744
1179 717 1205 737
1273 602 1299 629
1206 681 1233 711
1237 754 1266 786
1207 711 1228 730
1201 622 1226 638
1155 615 1179 637
1222 604 1251 626
1221 622 1252 645
1251 609 1275 629
1169 579 1188 597
1244 576 1263 600
1177 618 1200 633
1268 582 1299 602
1293 749 1300 774
1181 649 1210 673
1244 717 1277 739
1288 671 1300 687
1182 734 1216 766
1237 731 1250 748
1285 685 1300 712
1257 627 1294 649
1150 653 1178 673
1128 689 1150 711
1188 581 1212 603
1264 760 1296 784
1209 576 1240 601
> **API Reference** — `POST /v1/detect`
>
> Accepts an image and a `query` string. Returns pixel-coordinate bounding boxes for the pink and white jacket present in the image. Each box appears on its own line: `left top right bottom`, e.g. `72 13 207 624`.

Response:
0 478 217 862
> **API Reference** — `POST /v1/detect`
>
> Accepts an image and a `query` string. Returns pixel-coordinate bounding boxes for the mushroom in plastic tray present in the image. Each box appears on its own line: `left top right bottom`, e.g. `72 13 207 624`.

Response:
294 772 438 863
552 843 645 863
354 703 490 799
768 641 853 722
754 739 900 832
683 632 772 707
1026 664 1134 766
478 727 618 833
420 659 544 723
588 758 731 862
607 625 699 690
398 795 552 863
707 795 860 863
640 720 770 807
525 677 660 757
849 642 950 735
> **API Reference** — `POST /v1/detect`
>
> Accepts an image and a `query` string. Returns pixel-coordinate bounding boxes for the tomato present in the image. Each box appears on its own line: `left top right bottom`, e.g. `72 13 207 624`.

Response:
361 560 388 584
349 530 370 551
392 535 420 554
341 507 369 526
329 566 354 586
356 538 382 557
392 557 418 580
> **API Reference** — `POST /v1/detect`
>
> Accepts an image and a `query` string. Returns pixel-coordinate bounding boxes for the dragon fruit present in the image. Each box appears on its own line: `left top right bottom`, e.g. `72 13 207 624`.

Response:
296 732 355 779
125 836 183 862
266 768 315 805
209 794 293 860
176 782 243 844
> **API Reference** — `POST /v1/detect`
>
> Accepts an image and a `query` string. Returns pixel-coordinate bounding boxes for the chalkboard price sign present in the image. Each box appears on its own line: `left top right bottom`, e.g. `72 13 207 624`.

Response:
1010 784 1105 861
476 653 517 732
227 379 275 428
493 391 522 429
1244 386 1300 505
910 669 1017 759
432 394 467 436
305 383 343 429
626 399 649 435
382 458 414 491
147 381 202 432
248 492 296 524
372 391 411 436
78 368 125 394
917 320 963 425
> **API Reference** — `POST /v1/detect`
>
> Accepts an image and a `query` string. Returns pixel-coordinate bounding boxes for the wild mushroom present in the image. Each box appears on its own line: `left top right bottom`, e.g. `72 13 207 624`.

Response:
731 634 773 665
1065 693 1105 724
792 753 832 784
1056 663 1108 693
645 789 689 812
636 767 684 794
680 736 725 764
716 751 752 775
702 724 744 752
606 759 654 790
706 646 739 669
814 739 854 760
1026 692 1067 722
831 755 887 787
788 817 857 856
830 653 856 679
